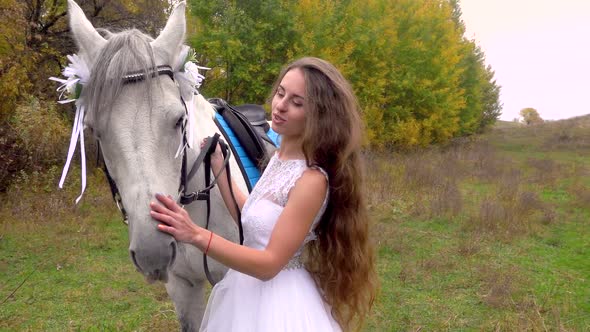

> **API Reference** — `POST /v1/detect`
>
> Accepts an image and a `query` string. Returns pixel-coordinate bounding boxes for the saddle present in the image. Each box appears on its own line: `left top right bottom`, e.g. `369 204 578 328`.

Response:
209 98 279 192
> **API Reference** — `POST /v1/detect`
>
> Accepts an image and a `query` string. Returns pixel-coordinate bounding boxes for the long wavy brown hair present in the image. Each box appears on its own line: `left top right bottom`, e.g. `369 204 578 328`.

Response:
269 57 378 330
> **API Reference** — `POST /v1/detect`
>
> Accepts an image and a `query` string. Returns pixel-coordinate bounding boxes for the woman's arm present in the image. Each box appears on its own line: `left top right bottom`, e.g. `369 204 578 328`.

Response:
208 141 247 224
151 168 328 281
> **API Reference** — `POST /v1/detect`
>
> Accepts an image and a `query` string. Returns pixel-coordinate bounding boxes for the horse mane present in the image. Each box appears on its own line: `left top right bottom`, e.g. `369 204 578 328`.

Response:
84 29 162 124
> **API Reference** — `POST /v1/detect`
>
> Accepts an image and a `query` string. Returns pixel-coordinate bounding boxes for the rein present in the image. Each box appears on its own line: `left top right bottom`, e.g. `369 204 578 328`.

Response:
97 65 243 286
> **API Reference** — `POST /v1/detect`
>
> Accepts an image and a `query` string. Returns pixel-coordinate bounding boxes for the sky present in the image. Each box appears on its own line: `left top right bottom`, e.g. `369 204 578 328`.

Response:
459 0 590 121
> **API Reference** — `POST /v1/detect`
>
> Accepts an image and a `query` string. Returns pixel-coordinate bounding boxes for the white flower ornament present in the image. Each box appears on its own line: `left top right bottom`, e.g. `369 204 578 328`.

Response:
50 48 208 203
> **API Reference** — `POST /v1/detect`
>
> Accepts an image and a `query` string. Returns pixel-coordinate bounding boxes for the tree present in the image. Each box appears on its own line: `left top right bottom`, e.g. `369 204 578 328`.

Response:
188 0 297 105
385 0 467 146
0 0 30 122
450 0 502 135
185 0 502 148
477 64 502 130
0 0 171 122
520 107 543 125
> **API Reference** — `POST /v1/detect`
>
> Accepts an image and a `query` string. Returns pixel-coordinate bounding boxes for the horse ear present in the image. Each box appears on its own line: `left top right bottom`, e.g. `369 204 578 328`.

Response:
68 0 106 63
151 2 186 64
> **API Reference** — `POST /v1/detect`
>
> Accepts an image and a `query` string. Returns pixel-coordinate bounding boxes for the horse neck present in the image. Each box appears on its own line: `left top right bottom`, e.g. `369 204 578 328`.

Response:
191 94 218 144
186 93 249 197
185 93 219 178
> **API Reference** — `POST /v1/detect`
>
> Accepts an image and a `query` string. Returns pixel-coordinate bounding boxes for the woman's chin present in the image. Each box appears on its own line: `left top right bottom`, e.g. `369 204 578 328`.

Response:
271 122 283 133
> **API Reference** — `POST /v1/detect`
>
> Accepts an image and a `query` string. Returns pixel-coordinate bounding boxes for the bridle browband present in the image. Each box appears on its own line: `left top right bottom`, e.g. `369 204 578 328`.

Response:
97 65 243 286
122 65 174 84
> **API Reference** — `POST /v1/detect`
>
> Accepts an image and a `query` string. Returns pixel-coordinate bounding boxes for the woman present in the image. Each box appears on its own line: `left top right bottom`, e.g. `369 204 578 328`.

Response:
150 57 377 331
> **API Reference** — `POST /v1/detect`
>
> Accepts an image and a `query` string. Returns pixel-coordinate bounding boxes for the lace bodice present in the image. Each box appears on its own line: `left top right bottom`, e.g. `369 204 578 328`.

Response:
241 154 329 266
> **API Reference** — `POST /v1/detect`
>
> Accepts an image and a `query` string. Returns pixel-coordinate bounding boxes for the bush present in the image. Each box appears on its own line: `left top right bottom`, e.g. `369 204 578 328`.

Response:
0 123 22 191
0 97 71 191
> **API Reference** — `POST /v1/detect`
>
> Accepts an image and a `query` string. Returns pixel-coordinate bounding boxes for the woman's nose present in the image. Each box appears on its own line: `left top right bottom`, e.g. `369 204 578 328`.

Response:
276 98 287 112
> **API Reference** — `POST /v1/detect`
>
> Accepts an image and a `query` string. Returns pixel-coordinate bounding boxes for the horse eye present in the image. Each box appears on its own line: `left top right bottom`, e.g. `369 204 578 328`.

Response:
175 116 185 128
87 126 100 139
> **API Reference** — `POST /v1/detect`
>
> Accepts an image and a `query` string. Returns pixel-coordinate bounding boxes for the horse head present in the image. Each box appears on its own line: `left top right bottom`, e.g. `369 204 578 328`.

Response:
68 0 190 282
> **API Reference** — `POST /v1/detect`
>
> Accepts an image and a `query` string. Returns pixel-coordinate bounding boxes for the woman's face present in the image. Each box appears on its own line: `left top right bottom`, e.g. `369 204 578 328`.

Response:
271 68 307 139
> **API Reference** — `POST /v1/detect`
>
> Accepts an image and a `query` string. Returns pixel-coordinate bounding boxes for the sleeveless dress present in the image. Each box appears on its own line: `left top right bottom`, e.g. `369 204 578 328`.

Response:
200 154 342 332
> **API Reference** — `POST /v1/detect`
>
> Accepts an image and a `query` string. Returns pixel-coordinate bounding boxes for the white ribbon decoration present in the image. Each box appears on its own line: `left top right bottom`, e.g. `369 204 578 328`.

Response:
173 45 210 155
49 54 90 203
51 48 208 203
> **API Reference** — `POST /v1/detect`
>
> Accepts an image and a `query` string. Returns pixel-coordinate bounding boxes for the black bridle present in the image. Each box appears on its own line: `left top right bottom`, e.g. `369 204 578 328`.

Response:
97 65 243 286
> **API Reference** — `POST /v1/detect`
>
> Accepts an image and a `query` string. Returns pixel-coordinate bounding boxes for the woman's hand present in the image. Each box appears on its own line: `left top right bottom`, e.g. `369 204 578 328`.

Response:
201 137 224 174
150 193 200 245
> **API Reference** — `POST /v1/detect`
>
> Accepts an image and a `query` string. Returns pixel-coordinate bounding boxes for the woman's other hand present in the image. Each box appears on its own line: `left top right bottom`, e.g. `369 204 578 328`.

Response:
150 193 200 245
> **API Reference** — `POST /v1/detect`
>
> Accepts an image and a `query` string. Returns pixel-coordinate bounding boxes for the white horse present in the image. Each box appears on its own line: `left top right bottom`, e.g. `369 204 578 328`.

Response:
67 1 246 330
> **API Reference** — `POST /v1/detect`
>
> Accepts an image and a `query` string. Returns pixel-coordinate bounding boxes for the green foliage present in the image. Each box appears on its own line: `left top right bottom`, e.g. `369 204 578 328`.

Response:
10 97 70 161
478 64 502 130
291 0 401 147
0 0 506 185
0 0 28 122
187 0 502 148
188 0 296 104
386 0 466 146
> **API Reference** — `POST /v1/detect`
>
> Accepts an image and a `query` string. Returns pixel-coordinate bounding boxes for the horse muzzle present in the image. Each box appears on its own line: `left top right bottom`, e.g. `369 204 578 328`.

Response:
129 237 177 283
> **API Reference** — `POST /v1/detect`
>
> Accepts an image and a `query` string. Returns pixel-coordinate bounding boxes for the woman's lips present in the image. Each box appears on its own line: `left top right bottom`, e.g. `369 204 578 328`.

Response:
272 113 286 124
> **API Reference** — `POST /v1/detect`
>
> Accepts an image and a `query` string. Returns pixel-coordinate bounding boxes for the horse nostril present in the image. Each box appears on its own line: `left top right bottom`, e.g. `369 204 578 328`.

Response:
169 241 177 268
130 250 143 273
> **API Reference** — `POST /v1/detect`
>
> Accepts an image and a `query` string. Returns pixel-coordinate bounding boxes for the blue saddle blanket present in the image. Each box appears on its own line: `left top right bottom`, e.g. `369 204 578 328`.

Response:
215 113 280 189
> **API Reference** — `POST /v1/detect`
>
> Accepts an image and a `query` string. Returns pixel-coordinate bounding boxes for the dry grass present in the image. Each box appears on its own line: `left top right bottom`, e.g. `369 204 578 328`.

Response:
4 166 113 225
478 265 520 309
541 116 590 151
364 116 589 331
365 134 555 242
569 182 590 208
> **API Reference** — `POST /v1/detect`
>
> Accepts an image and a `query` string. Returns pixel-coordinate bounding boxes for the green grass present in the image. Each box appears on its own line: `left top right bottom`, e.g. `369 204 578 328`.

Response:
367 210 589 331
364 118 590 331
1 117 589 331
0 175 179 331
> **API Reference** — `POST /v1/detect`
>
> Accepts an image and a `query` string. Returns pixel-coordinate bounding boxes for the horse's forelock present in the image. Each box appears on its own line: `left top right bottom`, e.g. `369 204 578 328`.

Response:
84 29 159 125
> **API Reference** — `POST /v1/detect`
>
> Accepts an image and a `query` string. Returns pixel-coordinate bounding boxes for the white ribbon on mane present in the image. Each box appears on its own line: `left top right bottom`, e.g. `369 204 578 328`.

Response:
50 48 208 203
49 54 89 203
173 45 210 154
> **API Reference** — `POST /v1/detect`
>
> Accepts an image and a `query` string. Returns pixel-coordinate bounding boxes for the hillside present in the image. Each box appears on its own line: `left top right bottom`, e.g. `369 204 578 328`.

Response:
1 116 589 331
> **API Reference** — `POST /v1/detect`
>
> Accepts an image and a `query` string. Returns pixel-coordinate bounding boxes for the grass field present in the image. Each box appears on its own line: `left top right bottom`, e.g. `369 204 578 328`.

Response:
1 116 589 331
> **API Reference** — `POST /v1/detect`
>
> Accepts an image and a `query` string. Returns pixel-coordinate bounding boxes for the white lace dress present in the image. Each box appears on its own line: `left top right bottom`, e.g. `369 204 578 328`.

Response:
200 154 342 332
